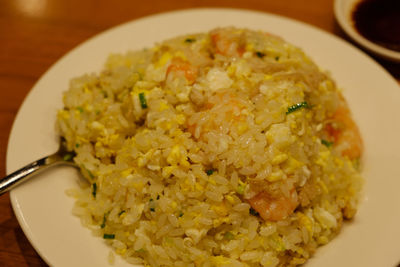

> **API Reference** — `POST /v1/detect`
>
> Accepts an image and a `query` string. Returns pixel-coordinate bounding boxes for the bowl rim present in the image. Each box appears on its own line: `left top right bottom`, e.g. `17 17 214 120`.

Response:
334 0 400 62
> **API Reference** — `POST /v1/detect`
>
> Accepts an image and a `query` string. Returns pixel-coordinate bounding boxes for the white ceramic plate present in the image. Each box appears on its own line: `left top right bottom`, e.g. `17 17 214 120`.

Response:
334 0 400 62
7 8 400 267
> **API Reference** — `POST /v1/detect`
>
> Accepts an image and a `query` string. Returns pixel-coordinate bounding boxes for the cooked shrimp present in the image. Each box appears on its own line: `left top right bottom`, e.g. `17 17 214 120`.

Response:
166 57 198 84
210 28 245 57
248 190 299 221
325 95 363 160
187 92 247 138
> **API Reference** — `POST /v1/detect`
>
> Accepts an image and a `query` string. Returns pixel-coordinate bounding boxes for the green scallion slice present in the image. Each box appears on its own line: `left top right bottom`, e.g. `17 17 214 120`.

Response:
100 214 106 228
149 198 155 212
249 207 259 216
139 92 148 109
286 101 310 115
88 169 94 179
321 139 334 147
118 210 126 216
236 184 245 195
103 234 115 239
184 38 196 43
206 169 214 176
63 153 73 161
224 231 235 240
256 51 265 58
92 183 97 198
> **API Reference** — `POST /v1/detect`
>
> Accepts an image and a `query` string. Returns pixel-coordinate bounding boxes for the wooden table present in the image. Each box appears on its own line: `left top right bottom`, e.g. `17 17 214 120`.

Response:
0 0 399 266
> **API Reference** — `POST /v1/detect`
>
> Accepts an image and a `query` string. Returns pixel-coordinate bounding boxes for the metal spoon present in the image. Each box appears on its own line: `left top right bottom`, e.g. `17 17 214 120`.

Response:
0 138 77 195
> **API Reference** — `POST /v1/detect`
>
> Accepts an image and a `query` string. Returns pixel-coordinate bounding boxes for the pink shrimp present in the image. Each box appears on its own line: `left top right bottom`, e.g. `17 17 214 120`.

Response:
166 57 198 84
325 95 363 160
248 190 299 221
210 28 245 57
187 92 247 138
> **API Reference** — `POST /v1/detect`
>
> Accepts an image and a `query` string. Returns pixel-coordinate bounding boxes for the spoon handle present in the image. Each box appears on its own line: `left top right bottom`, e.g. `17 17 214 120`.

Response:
0 153 63 195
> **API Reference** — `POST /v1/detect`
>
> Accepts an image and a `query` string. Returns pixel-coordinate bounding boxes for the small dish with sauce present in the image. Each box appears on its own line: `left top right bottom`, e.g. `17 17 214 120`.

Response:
334 0 400 62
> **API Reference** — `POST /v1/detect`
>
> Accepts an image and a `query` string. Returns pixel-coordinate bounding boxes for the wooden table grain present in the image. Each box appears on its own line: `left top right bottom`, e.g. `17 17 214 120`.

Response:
0 0 399 266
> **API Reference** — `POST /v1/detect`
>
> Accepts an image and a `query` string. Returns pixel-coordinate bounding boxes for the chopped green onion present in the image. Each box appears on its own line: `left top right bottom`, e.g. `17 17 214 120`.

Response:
103 234 115 239
76 106 84 113
100 214 106 228
286 101 310 115
223 231 235 240
81 165 95 181
63 153 73 161
149 198 155 212
184 38 196 43
92 183 97 198
75 143 80 148
256 51 265 58
249 207 259 216
237 185 245 195
178 212 184 217
118 210 126 216
275 56 280 61
206 169 214 176
139 92 148 109
321 139 334 147
87 169 94 179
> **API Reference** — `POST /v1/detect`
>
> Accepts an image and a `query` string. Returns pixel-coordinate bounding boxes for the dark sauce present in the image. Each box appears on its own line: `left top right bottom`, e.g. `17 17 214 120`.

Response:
352 0 400 52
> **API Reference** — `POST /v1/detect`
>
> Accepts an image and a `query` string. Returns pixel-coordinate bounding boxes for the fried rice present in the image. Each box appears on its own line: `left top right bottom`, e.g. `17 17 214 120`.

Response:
57 27 363 266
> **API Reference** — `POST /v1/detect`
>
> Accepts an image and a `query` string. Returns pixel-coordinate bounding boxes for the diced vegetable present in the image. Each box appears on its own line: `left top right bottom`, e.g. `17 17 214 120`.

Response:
63 153 73 161
223 231 235 240
118 210 126 216
249 207 259 216
100 214 106 228
92 183 97 198
236 180 246 195
139 92 148 109
321 139 334 147
149 198 155 212
256 51 265 58
184 38 196 43
103 234 115 239
206 169 214 176
286 101 310 114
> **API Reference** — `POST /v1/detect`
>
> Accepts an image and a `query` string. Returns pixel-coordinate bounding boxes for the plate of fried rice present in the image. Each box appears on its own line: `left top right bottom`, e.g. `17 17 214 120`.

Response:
6 8 400 267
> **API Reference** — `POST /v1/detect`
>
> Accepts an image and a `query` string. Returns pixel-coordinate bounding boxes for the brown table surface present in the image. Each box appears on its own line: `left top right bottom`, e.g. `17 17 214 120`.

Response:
1 0 399 266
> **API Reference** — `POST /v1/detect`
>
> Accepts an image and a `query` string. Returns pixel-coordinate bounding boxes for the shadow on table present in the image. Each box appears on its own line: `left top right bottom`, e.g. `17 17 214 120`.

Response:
14 226 48 267
0 197 47 267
